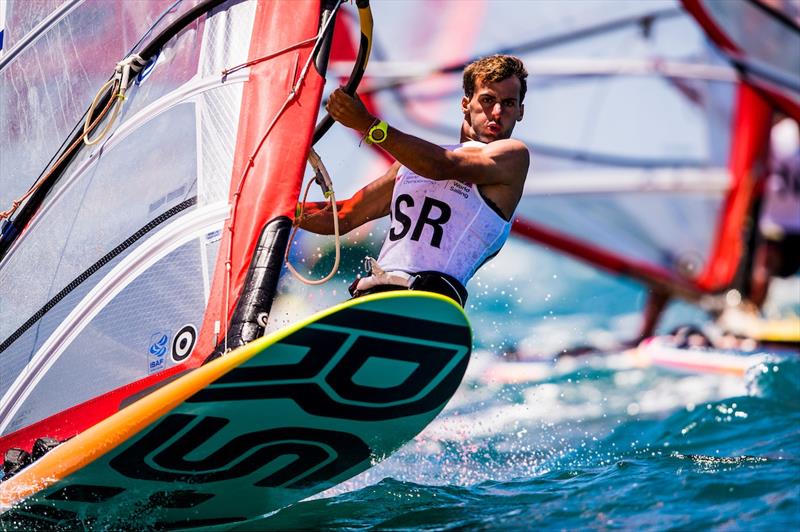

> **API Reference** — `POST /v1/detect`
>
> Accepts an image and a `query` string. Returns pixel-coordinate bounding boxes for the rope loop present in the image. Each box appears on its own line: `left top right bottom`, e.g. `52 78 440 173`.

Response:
83 54 147 146
284 148 341 286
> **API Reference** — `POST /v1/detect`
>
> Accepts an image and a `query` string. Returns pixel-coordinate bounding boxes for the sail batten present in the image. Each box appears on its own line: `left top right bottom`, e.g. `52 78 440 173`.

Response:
524 168 730 195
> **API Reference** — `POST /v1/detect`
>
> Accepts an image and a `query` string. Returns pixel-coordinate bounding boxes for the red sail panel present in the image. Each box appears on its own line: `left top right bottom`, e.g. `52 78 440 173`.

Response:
511 218 699 297
695 83 772 290
195 0 325 360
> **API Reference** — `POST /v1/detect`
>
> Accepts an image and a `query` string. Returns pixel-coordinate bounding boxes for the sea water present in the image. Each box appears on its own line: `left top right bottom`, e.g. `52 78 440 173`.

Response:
248 240 800 530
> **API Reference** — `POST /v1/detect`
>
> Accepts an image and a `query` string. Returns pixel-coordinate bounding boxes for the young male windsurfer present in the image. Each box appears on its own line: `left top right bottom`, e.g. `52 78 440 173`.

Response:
298 55 530 306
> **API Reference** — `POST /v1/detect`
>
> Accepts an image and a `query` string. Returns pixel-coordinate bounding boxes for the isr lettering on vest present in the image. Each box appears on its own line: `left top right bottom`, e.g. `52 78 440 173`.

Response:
389 194 452 248
376 145 513 286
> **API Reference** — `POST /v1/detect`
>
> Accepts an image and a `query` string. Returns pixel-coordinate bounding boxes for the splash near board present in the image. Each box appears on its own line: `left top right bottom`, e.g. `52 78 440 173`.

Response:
0 291 471 529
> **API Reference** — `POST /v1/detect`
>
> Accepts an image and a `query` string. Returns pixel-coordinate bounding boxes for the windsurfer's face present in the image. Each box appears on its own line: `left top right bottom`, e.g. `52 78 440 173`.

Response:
461 77 524 143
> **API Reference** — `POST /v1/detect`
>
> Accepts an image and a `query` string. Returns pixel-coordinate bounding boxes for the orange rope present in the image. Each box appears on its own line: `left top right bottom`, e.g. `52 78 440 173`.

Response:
221 36 317 80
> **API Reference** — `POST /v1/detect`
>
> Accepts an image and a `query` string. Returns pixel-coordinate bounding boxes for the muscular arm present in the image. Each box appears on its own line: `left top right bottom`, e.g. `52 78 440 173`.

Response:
325 89 529 187
381 128 529 185
299 162 399 235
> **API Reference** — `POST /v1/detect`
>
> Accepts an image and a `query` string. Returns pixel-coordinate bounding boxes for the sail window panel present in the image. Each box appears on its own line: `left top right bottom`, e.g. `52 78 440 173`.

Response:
61 103 198 288
0 0 182 47
197 0 257 78
0 241 118 434
193 0 256 205
517 191 724 280
0 0 185 211
0 103 198 346
701 0 800 86
196 81 244 205
524 76 733 166
1 0 62 43
0 331 37 421
1 239 208 436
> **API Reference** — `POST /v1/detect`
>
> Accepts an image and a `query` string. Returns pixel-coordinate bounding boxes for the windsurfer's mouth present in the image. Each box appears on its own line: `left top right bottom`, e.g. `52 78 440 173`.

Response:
485 123 502 136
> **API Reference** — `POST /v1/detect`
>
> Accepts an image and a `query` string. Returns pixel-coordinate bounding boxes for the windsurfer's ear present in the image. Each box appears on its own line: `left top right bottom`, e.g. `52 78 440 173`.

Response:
461 96 469 114
517 103 524 121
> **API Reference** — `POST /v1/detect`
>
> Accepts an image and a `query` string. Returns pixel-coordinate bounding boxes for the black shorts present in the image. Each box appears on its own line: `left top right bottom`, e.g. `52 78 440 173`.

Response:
766 233 800 277
349 271 468 307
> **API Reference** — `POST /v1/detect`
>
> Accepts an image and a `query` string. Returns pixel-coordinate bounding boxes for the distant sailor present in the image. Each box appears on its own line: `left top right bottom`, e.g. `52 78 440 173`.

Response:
748 115 800 309
298 55 530 306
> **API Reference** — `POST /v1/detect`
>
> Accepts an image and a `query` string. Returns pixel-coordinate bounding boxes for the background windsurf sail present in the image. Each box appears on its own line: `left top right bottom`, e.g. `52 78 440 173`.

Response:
305 0 774 311
682 0 800 121
0 0 363 453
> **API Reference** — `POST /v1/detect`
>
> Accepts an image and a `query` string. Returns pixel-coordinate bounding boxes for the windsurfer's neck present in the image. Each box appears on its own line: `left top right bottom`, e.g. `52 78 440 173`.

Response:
460 123 474 143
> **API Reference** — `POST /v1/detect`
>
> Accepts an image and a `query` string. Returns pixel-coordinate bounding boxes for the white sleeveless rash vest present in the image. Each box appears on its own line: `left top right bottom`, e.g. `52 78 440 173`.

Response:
377 141 514 286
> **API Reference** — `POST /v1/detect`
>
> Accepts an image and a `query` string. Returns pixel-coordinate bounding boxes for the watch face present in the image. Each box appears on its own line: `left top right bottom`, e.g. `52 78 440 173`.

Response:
372 129 385 141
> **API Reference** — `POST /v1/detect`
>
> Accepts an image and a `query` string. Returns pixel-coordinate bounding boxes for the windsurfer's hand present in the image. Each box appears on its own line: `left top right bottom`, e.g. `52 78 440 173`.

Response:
326 88 375 133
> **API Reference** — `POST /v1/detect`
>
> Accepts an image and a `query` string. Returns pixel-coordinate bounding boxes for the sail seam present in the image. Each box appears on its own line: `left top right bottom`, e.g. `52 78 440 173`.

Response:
0 197 197 355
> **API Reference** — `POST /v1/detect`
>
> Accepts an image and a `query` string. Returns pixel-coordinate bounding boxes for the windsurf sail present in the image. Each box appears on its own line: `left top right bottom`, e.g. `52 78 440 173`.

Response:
682 0 800 121
0 0 371 454
320 0 774 304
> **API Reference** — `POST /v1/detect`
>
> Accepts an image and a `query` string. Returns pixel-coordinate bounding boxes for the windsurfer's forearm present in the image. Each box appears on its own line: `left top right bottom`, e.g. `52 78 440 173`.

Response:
297 161 395 236
299 200 376 235
298 200 346 235
325 89 455 181
375 126 457 181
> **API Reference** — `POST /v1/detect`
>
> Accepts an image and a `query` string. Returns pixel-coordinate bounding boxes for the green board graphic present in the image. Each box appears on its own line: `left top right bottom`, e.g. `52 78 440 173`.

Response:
0 291 471 529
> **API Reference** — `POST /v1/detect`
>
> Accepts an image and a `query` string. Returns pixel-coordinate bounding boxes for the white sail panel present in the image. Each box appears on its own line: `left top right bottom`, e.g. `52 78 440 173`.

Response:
0 0 258 435
0 0 192 210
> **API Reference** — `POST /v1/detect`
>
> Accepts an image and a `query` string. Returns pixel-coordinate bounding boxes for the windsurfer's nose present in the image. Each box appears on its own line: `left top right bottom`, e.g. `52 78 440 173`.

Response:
491 102 503 118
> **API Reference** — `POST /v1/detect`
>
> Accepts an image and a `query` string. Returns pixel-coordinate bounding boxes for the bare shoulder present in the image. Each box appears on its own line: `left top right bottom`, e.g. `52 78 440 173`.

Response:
387 160 403 176
458 139 528 163
452 139 529 186
485 139 529 162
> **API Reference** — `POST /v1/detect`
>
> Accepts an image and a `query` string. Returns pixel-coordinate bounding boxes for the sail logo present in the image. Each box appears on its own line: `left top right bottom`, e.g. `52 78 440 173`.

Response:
171 325 197 363
148 332 169 374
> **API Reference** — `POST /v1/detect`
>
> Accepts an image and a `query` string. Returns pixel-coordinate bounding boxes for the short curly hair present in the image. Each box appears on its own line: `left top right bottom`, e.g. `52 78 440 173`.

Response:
463 55 528 103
